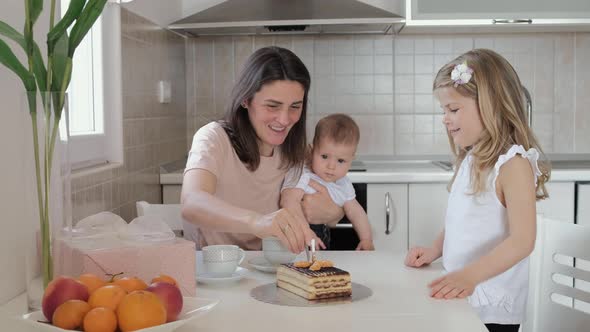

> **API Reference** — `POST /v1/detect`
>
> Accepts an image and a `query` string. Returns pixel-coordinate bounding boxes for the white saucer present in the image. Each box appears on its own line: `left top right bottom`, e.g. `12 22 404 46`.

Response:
197 267 246 285
249 256 279 273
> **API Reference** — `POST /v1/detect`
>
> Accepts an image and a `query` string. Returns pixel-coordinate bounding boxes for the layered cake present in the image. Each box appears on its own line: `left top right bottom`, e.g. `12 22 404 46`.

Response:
276 261 352 300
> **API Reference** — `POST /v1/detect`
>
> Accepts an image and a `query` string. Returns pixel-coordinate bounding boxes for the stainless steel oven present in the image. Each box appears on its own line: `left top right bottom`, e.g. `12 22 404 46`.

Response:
329 161 367 250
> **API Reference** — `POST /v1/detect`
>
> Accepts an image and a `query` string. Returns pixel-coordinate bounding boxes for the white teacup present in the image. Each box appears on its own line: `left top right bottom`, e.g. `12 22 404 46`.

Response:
202 245 245 277
262 237 297 265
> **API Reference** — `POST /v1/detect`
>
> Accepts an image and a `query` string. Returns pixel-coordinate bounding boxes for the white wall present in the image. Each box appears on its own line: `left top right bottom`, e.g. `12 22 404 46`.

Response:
121 0 223 27
122 0 185 27
360 0 404 13
0 1 49 305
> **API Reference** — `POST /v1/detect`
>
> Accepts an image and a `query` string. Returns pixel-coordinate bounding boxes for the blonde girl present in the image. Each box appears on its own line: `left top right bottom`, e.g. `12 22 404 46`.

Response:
404 48 551 332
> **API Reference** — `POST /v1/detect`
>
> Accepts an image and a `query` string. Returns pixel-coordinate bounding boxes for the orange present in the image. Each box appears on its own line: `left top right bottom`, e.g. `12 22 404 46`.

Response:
88 284 127 311
78 273 107 295
113 276 148 293
52 299 91 330
83 307 118 332
117 290 167 332
151 274 177 286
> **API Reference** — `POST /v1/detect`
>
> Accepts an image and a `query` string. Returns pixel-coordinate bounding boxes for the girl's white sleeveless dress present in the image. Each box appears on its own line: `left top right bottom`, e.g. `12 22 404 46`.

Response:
443 145 542 324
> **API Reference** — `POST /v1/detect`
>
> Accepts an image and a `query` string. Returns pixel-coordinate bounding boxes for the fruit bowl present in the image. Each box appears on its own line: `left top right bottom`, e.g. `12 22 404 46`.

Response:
18 296 218 332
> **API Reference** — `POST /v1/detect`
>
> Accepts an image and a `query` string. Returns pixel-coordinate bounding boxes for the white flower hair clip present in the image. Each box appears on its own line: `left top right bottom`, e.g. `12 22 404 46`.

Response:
451 62 473 87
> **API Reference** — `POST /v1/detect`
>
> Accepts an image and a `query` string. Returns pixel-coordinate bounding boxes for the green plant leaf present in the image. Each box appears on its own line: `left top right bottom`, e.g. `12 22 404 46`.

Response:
47 0 85 52
23 0 43 60
0 38 36 91
32 42 47 94
51 32 69 93
0 21 26 46
28 0 44 25
68 0 107 57
52 58 71 119
0 21 47 95
0 38 37 112
50 31 73 117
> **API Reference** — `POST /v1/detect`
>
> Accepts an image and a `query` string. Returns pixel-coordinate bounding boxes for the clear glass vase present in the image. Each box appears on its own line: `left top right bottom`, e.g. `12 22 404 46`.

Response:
23 92 72 311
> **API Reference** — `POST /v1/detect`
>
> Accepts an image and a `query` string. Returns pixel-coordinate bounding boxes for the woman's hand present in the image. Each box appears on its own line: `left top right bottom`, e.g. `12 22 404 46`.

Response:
404 246 439 267
251 209 324 253
355 239 375 251
301 180 344 225
428 269 477 300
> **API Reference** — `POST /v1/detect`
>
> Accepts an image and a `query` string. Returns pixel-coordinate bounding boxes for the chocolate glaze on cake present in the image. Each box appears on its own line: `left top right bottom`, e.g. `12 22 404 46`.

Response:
282 263 350 277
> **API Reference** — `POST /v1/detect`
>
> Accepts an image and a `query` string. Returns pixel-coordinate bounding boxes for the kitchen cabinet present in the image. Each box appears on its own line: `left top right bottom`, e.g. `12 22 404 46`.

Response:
408 183 448 247
578 183 590 226
536 182 575 223
163 185 181 204
411 0 590 20
404 0 590 33
367 184 408 253
574 183 590 313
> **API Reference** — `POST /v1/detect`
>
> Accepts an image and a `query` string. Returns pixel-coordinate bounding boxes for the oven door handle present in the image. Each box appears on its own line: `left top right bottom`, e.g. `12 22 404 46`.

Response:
385 191 393 235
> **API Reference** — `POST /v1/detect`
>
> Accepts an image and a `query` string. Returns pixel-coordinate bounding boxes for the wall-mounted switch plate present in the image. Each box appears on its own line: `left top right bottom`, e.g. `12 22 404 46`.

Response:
158 80 171 104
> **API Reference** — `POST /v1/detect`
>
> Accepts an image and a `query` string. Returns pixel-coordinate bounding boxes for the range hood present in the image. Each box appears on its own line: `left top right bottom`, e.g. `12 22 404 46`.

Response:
168 0 405 36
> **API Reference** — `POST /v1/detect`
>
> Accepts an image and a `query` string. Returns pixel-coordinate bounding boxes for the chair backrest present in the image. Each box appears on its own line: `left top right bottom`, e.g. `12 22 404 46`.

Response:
136 201 183 236
531 217 590 332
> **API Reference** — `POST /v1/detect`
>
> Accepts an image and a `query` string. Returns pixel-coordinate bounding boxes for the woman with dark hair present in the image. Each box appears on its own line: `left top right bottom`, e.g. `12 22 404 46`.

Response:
181 46 343 253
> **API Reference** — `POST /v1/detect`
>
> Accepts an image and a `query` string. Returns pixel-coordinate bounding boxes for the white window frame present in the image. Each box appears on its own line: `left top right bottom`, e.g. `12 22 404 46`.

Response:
63 1 123 170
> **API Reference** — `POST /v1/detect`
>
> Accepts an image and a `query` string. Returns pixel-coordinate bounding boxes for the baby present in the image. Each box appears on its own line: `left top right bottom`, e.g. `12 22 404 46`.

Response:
281 113 374 250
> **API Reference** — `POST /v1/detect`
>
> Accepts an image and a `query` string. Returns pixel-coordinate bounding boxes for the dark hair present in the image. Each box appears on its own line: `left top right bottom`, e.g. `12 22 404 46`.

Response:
313 113 360 148
220 46 310 171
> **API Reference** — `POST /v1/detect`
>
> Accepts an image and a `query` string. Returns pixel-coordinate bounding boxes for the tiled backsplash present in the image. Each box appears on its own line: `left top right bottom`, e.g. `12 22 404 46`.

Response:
186 32 590 157
71 9 186 222
71 13 590 223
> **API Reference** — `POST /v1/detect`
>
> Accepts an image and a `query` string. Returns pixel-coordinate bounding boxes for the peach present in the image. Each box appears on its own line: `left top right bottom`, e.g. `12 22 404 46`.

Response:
42 276 89 322
146 282 183 322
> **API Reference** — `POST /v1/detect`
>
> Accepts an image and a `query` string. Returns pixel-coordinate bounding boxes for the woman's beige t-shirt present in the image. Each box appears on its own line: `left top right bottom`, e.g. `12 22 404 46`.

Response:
183 121 287 250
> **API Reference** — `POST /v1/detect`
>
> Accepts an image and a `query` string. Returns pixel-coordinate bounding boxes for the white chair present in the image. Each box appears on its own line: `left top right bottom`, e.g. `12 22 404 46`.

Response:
136 201 184 237
529 217 590 332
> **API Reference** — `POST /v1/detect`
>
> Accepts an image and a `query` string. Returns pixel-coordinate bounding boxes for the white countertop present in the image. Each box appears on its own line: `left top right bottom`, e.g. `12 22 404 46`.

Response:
0 251 487 332
161 160 590 184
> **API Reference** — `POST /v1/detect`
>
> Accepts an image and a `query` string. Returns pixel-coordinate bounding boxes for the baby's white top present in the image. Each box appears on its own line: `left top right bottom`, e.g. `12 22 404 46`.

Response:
282 167 356 207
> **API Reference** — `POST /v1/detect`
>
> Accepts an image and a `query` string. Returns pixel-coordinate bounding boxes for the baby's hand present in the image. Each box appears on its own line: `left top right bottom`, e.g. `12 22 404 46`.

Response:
404 246 438 267
355 239 375 251
428 269 476 300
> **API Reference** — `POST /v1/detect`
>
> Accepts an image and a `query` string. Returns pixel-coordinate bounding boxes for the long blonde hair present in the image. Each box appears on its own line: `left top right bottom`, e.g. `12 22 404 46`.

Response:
433 49 550 200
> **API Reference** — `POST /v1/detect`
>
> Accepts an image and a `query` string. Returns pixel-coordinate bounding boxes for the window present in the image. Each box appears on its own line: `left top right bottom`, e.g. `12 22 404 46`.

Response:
61 0 122 169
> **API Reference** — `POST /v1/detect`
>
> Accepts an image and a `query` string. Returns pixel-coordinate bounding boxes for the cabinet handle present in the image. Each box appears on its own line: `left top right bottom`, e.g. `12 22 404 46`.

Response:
385 192 391 235
332 223 354 229
492 19 533 24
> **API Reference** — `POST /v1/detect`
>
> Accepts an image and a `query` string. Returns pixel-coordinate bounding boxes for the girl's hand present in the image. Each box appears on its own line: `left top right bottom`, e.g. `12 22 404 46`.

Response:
301 180 344 225
404 246 439 267
252 209 324 253
428 269 476 300
355 239 375 251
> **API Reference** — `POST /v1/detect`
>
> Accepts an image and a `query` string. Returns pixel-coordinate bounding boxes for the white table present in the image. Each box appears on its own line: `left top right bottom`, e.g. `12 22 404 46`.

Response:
0 251 487 331
189 251 486 332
